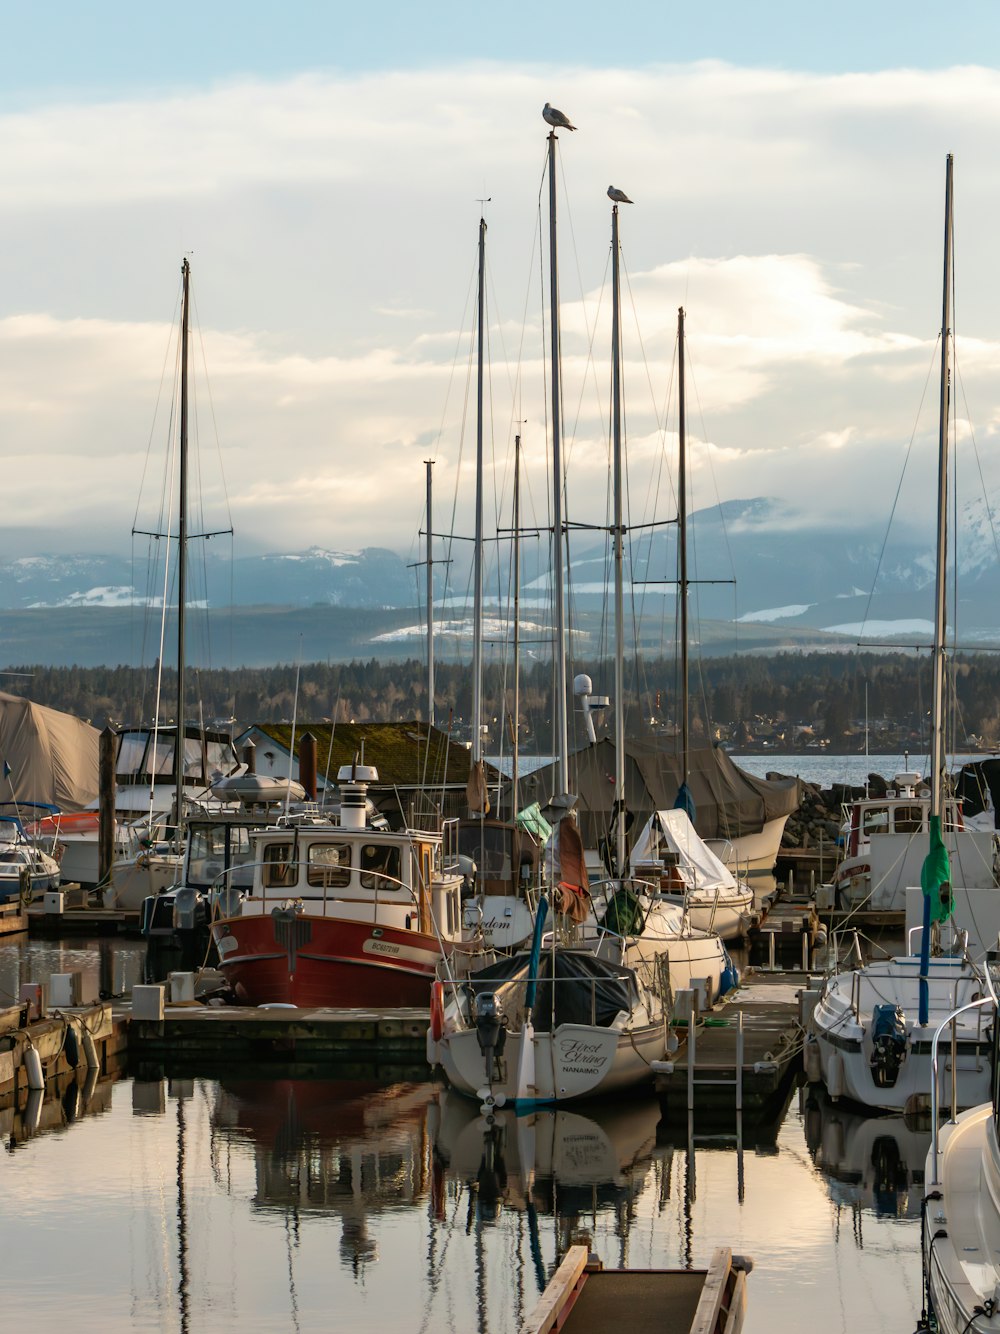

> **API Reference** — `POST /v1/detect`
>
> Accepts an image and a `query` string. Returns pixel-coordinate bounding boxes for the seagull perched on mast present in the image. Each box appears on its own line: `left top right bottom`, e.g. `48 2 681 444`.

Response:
608 186 633 204
542 102 577 131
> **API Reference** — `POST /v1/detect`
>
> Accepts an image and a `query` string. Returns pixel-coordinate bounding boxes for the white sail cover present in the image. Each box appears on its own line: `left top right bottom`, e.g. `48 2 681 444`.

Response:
630 808 737 891
0 692 99 811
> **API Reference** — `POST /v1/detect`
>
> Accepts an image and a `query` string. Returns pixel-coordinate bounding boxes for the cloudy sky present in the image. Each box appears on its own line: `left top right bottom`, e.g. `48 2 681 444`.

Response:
4 2 1000 561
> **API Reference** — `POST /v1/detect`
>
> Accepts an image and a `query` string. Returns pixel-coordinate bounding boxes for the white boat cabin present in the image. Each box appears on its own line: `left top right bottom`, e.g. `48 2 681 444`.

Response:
229 765 466 941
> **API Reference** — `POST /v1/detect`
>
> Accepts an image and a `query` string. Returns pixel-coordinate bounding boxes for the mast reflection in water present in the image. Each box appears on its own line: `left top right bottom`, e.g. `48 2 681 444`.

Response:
0 1073 929 1333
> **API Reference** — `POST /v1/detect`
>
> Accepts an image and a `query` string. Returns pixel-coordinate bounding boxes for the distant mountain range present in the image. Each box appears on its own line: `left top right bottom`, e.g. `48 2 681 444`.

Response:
1 496 998 665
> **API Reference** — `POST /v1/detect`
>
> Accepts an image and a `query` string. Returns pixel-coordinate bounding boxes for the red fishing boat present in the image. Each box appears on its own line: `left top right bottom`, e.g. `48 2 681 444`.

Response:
210 764 467 1007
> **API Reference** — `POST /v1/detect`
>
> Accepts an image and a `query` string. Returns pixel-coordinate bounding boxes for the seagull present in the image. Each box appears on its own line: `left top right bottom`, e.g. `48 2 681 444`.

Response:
608 186 633 204
543 102 577 131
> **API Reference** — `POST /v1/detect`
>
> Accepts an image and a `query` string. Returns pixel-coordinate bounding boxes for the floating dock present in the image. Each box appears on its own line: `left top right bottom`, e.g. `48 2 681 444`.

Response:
654 971 805 1122
123 1003 430 1062
0 903 28 937
0 1000 129 1098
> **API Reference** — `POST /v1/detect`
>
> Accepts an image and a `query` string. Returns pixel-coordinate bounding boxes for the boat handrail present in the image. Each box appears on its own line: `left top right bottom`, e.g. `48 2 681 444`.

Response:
928 995 995 1185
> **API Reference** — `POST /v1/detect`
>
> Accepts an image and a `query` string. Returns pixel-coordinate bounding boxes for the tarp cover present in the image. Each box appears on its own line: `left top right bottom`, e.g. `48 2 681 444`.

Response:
631 808 737 890
519 738 800 849
466 948 637 1032
0 693 99 812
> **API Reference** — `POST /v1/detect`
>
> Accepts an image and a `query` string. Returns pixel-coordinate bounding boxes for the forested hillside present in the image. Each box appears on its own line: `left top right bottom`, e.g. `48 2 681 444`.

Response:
6 652 1000 752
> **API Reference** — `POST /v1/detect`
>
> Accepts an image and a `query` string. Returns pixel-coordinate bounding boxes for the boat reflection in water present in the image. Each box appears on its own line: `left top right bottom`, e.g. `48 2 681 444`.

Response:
210 1077 436 1271
430 1088 662 1263
803 1087 930 1220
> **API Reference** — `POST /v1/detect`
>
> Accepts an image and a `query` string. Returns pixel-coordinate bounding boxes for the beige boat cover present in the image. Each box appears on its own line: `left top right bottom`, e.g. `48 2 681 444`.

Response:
521 738 800 850
0 693 100 812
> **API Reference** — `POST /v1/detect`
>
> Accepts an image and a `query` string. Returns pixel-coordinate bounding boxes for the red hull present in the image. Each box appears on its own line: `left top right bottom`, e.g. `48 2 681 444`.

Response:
212 912 443 1007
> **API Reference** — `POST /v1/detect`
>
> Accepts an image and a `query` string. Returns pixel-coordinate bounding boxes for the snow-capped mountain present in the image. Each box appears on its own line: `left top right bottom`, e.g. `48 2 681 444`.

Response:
3 495 1000 661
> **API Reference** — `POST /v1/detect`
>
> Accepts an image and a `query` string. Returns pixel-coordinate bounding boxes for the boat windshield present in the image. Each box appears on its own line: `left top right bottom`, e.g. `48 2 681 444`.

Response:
187 823 255 889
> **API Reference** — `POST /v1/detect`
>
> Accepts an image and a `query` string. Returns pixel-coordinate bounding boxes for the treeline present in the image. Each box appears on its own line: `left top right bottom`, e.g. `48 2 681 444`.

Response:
5 652 1000 748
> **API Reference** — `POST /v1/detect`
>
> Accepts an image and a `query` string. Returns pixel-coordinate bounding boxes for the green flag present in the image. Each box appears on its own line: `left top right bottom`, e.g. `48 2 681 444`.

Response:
920 814 953 924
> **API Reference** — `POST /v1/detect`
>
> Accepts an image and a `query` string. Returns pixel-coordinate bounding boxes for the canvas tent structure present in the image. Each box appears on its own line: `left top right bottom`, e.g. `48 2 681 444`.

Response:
0 693 100 812
513 738 800 855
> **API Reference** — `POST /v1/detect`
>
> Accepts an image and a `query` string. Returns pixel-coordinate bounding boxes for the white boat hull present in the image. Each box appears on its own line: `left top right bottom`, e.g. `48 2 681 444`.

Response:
656 888 755 942
437 1018 665 1104
924 1104 1000 1334
811 956 991 1112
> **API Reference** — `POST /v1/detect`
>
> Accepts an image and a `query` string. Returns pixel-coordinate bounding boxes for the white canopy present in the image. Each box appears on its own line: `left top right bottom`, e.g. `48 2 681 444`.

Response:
630 808 737 891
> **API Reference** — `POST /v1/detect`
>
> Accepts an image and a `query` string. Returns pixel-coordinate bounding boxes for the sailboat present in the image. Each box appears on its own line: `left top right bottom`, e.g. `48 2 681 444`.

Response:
578 225 733 996
455 218 546 952
631 306 754 944
810 156 992 1116
429 119 671 1107
106 259 240 916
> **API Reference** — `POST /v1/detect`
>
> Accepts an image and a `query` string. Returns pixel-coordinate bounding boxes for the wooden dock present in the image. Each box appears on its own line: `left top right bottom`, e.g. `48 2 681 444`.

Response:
655 971 805 1123
0 1000 129 1098
0 903 28 937
26 905 139 936
123 1004 430 1062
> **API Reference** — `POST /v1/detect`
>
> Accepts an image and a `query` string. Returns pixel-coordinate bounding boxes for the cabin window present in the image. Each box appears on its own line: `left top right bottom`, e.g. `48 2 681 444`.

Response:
188 826 227 887
116 733 148 779
182 736 202 779
360 844 401 891
262 843 297 888
206 740 233 774
862 807 889 836
307 843 352 888
229 828 255 889
893 805 924 834
145 735 175 776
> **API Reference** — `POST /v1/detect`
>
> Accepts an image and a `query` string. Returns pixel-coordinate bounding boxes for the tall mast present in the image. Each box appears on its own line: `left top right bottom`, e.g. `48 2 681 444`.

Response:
174 256 190 828
677 306 689 784
425 460 435 726
471 216 486 767
918 153 954 1029
610 205 626 876
512 434 522 813
548 131 569 791
930 155 953 818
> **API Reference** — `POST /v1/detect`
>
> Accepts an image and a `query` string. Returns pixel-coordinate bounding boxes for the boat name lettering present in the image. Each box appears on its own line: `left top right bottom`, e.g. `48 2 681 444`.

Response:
559 1039 608 1066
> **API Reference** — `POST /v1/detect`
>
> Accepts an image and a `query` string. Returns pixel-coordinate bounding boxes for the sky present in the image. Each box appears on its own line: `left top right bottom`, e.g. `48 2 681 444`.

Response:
4 2 1000 561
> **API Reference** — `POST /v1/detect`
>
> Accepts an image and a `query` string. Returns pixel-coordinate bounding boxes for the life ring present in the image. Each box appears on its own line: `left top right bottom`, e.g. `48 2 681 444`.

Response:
430 981 445 1041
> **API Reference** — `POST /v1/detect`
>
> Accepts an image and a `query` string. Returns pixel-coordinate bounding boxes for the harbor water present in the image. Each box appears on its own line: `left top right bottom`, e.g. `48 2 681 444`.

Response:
0 754 949 1331
0 1064 923 1334
0 936 926 1333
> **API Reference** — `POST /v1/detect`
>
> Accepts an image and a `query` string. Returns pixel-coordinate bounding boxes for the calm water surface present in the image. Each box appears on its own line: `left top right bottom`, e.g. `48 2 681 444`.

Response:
0 1068 924 1334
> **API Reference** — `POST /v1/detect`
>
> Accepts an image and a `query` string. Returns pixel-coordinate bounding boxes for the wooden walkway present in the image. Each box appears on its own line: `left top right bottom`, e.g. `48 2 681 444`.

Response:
655 970 806 1122
123 1003 430 1062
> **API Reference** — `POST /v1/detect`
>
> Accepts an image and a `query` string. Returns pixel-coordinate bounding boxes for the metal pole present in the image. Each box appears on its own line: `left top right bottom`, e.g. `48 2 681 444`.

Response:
687 1004 696 1111
174 257 190 837
931 154 953 821
921 152 954 1029
512 435 522 815
736 1011 744 1112
611 205 626 876
677 307 689 784
548 132 569 791
425 460 435 726
471 217 486 767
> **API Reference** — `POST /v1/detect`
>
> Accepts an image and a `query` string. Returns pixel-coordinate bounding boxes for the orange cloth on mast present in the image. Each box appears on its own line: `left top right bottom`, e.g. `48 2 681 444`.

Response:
556 815 590 922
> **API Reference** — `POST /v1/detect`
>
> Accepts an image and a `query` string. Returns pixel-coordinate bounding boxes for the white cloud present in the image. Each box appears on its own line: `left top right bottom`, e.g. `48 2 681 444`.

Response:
2 62 1000 555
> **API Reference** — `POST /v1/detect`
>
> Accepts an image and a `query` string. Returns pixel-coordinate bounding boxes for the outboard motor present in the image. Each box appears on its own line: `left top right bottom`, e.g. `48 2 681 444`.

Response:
475 992 507 1080
173 887 200 932
870 1003 908 1087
